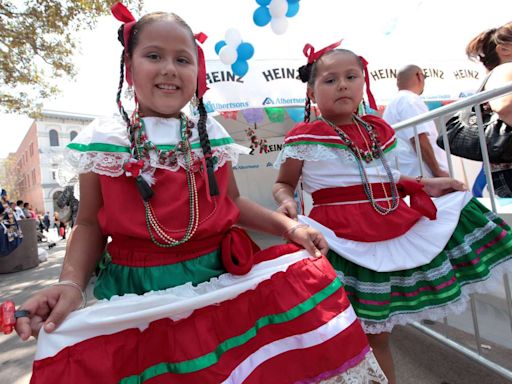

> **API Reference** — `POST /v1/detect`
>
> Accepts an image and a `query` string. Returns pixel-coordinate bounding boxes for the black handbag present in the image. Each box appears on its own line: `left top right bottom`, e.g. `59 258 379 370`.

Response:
436 72 512 164
437 106 512 163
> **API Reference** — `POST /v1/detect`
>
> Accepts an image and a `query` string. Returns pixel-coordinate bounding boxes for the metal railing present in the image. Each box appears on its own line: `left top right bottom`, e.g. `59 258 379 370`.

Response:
390 81 512 380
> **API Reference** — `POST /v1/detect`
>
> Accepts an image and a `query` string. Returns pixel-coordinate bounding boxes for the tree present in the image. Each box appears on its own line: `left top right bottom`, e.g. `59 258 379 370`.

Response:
0 0 142 114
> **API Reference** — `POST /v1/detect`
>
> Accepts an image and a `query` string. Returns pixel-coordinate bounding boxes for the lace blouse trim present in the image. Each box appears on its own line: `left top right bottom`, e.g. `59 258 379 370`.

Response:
65 145 245 176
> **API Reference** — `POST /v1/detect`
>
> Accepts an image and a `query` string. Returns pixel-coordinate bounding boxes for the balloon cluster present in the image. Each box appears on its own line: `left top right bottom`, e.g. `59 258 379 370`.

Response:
215 28 255 77
253 0 300 35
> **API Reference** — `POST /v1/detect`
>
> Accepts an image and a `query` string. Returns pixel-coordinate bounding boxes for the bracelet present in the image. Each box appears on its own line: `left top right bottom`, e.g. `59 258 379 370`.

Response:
282 223 309 240
53 280 87 309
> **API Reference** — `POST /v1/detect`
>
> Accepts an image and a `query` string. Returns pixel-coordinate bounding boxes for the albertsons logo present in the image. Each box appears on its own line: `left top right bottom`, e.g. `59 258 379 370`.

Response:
262 97 274 105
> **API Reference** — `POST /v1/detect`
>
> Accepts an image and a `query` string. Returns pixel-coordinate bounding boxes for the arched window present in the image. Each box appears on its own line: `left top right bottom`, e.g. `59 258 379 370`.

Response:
70 131 78 141
49 130 59 147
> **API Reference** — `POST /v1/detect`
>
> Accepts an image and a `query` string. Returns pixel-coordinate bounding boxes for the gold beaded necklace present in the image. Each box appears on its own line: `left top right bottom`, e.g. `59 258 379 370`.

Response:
128 112 200 247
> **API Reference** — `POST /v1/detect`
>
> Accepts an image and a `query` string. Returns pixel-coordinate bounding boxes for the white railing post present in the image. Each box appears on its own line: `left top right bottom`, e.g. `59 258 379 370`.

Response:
474 105 497 213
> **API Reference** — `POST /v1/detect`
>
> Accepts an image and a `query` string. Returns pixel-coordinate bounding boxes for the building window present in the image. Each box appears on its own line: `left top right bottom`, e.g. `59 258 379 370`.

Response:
52 171 56 180
49 129 59 147
32 169 36 185
70 131 78 141
30 143 34 157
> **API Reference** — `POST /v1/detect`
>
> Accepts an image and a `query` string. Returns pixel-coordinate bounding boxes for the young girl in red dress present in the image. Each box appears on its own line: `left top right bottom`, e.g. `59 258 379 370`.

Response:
273 43 512 384
13 4 387 384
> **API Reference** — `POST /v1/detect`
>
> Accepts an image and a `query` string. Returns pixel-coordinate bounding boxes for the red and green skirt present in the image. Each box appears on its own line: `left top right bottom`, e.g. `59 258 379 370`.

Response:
326 198 512 334
30 247 387 383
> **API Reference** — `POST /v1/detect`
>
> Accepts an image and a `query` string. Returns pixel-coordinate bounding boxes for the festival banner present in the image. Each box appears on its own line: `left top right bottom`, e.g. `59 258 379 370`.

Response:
203 59 486 112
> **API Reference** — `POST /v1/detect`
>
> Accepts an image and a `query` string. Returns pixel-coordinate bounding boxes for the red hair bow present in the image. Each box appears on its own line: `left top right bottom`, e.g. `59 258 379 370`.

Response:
111 2 137 86
303 40 342 64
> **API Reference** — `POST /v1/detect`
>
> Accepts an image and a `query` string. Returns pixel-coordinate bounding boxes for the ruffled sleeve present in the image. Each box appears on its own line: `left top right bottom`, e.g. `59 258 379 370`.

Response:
203 116 251 168
64 115 250 177
274 116 398 168
65 116 131 177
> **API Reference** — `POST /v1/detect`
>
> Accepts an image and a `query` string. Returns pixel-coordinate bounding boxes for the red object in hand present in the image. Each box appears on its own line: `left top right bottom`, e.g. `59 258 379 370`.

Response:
1 300 16 335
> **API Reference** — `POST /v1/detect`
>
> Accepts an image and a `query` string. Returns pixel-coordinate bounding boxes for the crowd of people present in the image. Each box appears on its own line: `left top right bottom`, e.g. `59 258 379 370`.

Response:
0 186 75 252
6 3 512 383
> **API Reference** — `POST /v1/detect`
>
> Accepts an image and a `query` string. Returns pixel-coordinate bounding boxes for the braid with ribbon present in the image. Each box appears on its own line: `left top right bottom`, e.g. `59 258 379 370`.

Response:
194 33 219 196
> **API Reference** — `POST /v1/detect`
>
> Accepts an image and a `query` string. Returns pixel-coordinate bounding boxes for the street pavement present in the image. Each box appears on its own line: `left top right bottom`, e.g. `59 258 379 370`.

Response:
0 237 511 384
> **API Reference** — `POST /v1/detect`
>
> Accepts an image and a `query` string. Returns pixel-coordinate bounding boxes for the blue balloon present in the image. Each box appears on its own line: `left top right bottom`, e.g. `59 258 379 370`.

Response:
256 0 271 5
286 1 300 17
287 0 300 3
214 40 227 55
231 60 249 77
253 6 271 27
237 43 254 61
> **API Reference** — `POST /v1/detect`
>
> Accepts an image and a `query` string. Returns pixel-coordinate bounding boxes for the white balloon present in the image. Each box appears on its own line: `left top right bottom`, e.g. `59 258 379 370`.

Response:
224 28 242 47
219 45 238 65
269 0 288 18
271 17 288 35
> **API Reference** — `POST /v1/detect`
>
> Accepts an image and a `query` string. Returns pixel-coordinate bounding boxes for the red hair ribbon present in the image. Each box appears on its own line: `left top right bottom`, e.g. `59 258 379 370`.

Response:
358 56 377 111
303 40 342 64
194 32 209 99
111 2 137 86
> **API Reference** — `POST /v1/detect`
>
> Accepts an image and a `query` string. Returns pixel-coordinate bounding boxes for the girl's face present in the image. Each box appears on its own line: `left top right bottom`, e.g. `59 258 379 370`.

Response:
127 19 198 118
308 52 365 125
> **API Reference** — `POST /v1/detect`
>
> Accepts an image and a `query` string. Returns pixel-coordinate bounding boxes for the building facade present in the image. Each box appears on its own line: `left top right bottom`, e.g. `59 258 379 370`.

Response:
10 110 97 218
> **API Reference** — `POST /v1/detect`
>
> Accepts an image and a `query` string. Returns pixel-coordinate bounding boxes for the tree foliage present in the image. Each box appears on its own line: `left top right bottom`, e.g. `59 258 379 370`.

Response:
0 0 142 114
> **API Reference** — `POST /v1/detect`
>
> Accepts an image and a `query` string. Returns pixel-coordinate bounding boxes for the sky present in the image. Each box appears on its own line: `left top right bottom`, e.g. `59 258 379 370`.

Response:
1 0 510 158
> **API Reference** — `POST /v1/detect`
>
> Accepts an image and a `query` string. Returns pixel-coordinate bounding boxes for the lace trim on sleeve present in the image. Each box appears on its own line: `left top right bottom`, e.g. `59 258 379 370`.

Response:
274 144 355 168
65 144 247 177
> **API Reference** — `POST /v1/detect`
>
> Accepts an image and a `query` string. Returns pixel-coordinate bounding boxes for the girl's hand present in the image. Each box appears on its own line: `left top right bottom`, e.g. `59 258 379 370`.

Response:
284 224 329 258
15 285 83 340
276 199 299 220
421 177 467 197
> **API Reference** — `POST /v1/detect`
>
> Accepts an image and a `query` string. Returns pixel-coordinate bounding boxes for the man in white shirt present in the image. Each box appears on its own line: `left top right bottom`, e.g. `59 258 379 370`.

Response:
383 65 448 178
14 200 27 220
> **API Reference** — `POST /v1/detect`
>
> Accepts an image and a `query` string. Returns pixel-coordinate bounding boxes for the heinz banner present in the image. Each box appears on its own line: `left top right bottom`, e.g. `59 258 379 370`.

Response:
203 59 485 112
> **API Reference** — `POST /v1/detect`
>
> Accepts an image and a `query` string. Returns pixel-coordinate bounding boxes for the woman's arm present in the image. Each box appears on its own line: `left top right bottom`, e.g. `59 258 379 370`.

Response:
272 158 303 219
486 62 512 125
16 172 107 339
226 162 326 256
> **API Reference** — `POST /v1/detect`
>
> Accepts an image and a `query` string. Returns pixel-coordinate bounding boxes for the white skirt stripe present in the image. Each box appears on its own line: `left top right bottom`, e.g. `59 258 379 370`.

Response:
222 305 358 384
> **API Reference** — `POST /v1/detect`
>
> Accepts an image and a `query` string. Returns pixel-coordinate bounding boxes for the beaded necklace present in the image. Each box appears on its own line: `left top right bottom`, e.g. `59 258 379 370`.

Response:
319 114 399 215
127 111 200 247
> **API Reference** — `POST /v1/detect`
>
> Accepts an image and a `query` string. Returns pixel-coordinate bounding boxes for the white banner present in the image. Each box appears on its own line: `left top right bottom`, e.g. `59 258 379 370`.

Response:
203 59 486 111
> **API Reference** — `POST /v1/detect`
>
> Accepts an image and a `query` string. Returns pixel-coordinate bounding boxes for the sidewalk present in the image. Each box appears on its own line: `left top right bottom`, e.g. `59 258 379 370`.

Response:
0 239 96 384
0 238 510 384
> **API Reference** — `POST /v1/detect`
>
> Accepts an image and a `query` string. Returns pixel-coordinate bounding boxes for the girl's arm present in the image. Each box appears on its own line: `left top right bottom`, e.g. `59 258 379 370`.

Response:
400 174 466 197
59 172 107 287
272 158 303 220
226 162 326 256
16 172 107 340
